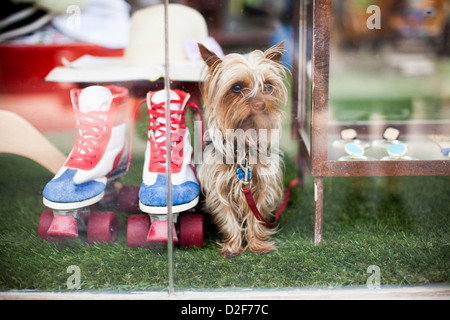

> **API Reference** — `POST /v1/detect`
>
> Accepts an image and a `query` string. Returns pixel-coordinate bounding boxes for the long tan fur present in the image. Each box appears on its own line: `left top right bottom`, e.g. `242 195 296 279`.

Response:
197 42 288 257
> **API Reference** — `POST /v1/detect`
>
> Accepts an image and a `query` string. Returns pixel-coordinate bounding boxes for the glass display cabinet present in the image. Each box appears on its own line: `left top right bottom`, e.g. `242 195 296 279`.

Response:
292 0 450 245
2 0 450 296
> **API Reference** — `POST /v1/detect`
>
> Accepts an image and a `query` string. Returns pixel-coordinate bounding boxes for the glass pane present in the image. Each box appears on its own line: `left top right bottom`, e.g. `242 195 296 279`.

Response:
172 0 298 289
298 0 313 147
328 0 450 161
1 0 448 298
0 0 299 294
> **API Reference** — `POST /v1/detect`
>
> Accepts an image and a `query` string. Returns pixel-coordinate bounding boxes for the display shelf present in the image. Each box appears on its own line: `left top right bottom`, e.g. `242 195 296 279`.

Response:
292 0 450 245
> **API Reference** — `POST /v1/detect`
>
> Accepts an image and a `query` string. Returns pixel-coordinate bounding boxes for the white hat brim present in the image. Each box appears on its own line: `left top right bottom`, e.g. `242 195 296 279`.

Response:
45 54 205 83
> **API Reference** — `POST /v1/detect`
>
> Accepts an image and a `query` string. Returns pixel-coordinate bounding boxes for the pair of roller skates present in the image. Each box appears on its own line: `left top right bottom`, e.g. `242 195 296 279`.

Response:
38 85 203 248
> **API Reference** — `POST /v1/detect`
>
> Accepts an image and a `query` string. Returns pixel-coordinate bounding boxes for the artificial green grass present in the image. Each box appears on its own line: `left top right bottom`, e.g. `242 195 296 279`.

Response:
0 151 448 291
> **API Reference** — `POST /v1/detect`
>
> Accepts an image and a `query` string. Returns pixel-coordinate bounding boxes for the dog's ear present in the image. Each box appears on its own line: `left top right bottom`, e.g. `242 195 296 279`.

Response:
198 43 222 72
264 41 285 63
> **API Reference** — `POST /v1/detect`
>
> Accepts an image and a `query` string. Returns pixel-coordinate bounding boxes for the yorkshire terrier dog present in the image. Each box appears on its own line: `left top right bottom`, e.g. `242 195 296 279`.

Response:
197 41 288 257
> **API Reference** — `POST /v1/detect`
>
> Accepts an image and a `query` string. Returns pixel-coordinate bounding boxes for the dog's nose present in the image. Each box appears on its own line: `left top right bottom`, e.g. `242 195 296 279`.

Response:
251 101 266 111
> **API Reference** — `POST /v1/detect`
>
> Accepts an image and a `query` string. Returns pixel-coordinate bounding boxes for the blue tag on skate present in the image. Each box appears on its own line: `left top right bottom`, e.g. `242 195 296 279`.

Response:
344 142 365 157
387 142 407 157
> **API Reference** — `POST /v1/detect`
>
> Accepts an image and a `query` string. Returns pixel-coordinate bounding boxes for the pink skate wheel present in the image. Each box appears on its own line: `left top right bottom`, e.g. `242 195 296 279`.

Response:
38 210 65 242
118 185 140 213
87 211 119 244
147 221 178 245
127 214 151 248
179 214 203 248
47 214 78 239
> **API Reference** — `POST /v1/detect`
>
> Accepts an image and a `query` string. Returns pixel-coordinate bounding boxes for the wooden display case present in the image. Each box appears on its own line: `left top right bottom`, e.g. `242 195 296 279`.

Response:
292 0 450 245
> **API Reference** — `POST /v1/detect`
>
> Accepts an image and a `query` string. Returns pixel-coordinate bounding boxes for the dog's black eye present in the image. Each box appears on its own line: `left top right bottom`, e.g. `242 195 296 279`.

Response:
424 7 436 17
263 83 274 93
231 83 243 93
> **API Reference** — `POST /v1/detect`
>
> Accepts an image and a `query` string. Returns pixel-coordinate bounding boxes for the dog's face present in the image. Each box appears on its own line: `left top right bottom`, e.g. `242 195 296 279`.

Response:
198 42 288 133
388 0 448 37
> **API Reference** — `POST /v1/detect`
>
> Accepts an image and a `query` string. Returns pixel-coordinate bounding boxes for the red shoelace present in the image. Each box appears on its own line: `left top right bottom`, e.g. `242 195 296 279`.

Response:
128 92 203 174
66 109 112 170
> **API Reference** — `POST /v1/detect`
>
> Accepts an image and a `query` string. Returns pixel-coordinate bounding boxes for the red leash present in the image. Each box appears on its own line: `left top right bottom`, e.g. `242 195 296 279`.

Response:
242 178 300 227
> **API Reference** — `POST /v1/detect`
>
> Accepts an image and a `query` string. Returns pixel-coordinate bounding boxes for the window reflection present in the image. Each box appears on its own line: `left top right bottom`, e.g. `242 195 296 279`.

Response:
329 0 450 161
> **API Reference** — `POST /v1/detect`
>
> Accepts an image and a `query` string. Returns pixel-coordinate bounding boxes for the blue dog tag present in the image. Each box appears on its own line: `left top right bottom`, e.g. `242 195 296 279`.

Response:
237 168 252 180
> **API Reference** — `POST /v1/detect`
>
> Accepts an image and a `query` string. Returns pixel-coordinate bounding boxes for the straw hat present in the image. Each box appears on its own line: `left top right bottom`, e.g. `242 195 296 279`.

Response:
46 4 222 83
